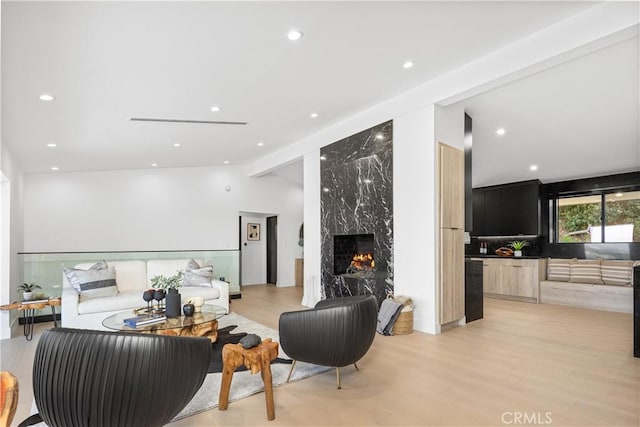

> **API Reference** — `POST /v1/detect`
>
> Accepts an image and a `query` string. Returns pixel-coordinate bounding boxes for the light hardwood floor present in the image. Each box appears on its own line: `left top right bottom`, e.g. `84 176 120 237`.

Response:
2 285 638 426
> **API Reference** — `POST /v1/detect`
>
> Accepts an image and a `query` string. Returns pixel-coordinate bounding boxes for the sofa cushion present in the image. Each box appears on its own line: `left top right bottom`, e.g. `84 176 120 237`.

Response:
64 261 119 301
547 258 575 282
73 260 147 293
179 286 221 303
601 260 634 286
183 259 214 287
77 290 142 315
569 259 603 285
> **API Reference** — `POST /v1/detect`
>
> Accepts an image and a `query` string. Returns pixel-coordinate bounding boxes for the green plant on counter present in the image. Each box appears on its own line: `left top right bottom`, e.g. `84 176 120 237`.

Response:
508 240 530 251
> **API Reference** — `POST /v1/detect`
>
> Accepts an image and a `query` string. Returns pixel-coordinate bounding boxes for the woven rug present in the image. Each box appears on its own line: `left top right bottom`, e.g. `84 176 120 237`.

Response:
173 312 331 421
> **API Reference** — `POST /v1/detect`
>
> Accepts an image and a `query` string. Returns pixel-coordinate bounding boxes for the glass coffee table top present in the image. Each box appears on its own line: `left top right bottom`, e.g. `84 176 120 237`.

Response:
102 304 226 332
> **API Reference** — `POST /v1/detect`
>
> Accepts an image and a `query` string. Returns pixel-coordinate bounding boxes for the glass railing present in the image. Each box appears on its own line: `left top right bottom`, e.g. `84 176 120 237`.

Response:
19 250 241 310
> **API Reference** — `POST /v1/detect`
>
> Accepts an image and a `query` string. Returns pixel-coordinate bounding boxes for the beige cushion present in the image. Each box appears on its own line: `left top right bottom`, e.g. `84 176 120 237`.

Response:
569 259 603 285
601 260 634 286
63 261 119 301
547 258 575 282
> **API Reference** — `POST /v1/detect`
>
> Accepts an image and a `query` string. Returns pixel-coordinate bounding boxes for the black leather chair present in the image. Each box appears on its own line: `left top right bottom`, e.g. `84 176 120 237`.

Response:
31 328 211 427
278 294 377 389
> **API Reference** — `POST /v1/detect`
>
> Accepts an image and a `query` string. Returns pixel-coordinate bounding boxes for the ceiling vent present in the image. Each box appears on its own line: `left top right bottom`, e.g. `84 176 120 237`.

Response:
130 117 247 125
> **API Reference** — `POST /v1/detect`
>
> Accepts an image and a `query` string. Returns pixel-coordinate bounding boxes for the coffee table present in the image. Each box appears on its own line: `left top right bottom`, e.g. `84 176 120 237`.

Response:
102 304 226 342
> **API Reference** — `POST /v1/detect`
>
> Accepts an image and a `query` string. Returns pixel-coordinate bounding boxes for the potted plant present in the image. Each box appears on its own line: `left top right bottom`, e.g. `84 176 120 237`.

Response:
18 282 42 301
508 240 529 257
150 271 184 317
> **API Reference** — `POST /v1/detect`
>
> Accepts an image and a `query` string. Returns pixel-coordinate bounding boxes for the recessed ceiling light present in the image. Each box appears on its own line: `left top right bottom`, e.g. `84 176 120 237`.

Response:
403 61 414 69
257 142 264 147
210 106 221 112
151 163 158 167
173 143 181 147
319 155 327 161
223 160 229 165
47 143 57 148
39 94 54 101
310 112 318 118
529 165 538 171
496 128 506 136
615 192 623 197
287 29 304 41
50 166 59 171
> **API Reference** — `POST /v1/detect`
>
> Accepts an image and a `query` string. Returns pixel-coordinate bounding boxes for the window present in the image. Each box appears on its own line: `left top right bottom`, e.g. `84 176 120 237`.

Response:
555 191 640 243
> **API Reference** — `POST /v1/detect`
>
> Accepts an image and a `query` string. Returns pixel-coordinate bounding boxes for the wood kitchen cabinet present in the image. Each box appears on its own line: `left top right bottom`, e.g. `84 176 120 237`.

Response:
474 258 546 303
439 143 465 325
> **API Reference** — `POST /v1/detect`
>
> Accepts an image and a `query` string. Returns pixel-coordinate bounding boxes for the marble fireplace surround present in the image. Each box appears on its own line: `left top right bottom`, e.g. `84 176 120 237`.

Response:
320 120 393 305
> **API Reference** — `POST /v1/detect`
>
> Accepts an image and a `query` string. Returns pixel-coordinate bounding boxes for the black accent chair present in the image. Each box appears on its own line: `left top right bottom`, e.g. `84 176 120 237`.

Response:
31 328 211 427
278 294 377 389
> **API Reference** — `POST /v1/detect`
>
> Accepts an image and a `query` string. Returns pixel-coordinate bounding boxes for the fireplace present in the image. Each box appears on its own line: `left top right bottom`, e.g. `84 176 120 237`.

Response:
333 234 375 275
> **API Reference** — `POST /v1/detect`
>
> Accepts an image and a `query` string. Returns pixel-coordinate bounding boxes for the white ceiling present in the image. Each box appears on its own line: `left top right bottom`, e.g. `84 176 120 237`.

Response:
3 1 604 176
460 35 639 187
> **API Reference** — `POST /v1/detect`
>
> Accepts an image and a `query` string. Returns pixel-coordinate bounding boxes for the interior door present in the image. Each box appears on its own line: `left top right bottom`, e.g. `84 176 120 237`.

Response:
266 216 278 285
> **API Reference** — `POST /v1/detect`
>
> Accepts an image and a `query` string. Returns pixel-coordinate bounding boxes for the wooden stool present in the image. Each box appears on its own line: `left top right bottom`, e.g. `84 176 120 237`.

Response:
218 338 279 421
0 371 19 427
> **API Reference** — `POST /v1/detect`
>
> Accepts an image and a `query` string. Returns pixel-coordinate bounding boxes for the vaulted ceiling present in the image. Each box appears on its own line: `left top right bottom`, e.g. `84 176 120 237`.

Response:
5 0 614 179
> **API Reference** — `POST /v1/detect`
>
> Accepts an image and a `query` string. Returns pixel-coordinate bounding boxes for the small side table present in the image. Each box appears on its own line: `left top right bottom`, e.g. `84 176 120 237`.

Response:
218 338 279 421
0 298 61 341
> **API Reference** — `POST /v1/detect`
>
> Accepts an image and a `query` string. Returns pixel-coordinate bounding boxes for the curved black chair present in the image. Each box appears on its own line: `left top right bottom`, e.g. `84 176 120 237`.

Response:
278 294 377 389
32 328 211 427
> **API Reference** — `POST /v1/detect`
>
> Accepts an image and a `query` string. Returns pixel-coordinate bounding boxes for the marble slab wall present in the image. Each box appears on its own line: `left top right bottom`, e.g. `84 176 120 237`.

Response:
320 120 393 305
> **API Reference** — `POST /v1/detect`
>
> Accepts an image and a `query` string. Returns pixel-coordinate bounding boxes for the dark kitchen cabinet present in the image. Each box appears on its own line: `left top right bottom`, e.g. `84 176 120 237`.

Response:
472 180 540 236
465 259 483 322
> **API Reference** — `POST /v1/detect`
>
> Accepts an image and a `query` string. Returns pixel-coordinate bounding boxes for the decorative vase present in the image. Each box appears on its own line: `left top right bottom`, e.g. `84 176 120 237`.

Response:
514 250 522 257
165 288 182 318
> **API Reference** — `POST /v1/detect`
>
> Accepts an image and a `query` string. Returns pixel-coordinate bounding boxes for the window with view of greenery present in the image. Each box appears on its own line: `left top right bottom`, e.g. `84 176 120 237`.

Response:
557 191 640 243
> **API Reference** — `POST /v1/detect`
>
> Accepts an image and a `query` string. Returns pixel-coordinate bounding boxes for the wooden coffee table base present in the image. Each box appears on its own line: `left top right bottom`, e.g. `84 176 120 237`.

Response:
219 339 279 421
138 319 219 342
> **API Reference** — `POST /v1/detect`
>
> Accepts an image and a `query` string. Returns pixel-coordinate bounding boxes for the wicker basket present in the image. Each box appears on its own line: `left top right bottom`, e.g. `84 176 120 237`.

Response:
392 296 413 335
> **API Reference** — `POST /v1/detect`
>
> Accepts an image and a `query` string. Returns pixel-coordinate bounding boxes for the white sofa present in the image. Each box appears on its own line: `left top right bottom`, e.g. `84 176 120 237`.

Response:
540 258 637 313
62 259 229 330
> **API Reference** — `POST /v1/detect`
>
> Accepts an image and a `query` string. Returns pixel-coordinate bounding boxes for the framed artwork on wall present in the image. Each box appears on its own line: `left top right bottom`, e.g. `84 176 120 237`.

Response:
247 223 261 241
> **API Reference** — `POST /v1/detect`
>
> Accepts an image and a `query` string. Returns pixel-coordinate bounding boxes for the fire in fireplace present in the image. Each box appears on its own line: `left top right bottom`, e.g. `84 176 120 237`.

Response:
333 233 374 275
348 253 375 273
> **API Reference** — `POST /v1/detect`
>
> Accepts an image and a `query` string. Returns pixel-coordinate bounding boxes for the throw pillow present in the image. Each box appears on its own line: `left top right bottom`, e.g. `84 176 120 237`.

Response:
601 260 634 286
183 259 214 287
547 258 575 282
63 261 118 301
569 259 603 285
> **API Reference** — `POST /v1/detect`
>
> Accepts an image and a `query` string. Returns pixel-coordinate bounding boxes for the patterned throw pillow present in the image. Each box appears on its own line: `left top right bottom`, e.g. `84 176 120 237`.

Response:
183 259 214 287
569 259 603 285
547 258 575 282
601 260 634 286
63 261 118 301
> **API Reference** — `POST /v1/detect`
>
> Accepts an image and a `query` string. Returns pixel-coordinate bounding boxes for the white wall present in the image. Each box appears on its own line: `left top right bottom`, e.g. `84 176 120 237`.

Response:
435 104 465 151
0 143 25 339
240 214 267 285
23 166 303 286
302 150 321 307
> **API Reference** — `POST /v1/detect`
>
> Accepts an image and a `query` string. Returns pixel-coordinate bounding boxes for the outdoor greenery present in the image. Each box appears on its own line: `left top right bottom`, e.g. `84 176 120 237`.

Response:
558 196 640 242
